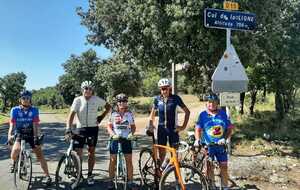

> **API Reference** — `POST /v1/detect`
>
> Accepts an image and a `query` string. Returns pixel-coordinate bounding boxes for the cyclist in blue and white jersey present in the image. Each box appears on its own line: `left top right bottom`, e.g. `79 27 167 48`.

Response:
148 78 190 163
8 90 52 185
107 93 137 190
194 93 234 190
66 81 111 185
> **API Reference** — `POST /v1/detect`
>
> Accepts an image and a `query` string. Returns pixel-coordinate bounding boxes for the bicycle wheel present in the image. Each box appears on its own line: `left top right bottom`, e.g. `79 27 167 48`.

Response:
14 151 32 190
159 164 208 190
115 154 127 190
139 148 159 189
55 151 82 190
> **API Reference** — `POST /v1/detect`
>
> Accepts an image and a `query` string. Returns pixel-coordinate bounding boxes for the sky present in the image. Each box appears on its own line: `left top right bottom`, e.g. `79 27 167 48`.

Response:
0 1 111 90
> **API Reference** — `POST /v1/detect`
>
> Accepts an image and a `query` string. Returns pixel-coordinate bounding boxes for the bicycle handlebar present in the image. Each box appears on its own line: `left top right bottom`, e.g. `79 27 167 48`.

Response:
109 136 137 141
176 141 189 153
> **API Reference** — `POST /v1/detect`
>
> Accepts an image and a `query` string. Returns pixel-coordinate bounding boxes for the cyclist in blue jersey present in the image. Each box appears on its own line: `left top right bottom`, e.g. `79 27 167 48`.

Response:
148 78 190 163
7 90 52 185
194 93 234 190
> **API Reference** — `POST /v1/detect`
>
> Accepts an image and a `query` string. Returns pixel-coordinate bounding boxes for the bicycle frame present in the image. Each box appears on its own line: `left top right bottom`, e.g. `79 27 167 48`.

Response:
152 143 186 190
66 139 74 156
116 140 125 177
18 139 29 173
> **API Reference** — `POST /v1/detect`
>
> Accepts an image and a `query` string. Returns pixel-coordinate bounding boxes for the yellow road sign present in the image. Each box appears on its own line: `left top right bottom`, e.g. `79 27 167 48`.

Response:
223 1 239 11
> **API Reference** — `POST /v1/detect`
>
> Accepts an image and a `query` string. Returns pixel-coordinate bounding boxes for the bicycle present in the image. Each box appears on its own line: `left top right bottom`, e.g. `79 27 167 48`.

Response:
13 133 44 190
139 132 208 190
181 133 205 170
55 133 82 190
107 135 137 190
181 137 236 190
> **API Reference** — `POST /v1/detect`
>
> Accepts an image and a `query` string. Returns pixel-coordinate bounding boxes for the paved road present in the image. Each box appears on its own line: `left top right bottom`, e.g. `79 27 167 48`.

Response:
0 112 153 190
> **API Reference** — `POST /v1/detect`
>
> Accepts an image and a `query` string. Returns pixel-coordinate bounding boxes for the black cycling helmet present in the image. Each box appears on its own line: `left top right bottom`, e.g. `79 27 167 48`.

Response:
116 93 128 102
206 93 219 102
20 90 32 99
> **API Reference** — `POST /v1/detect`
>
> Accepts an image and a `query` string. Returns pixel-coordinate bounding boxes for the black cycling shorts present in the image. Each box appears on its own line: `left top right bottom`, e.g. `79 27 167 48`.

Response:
109 139 132 154
15 128 35 149
157 126 179 147
73 127 99 149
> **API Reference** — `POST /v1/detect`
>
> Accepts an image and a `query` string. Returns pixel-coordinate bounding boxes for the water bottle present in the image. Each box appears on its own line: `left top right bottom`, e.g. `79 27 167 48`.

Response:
160 157 170 171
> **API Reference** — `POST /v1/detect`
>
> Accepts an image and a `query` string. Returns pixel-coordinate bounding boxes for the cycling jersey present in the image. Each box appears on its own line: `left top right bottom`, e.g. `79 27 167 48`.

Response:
10 106 40 134
108 111 134 138
71 96 106 128
10 106 39 149
153 94 185 129
195 109 233 144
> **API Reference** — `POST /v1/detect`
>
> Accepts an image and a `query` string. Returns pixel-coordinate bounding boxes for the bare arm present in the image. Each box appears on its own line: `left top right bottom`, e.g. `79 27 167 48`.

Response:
225 127 233 140
66 111 76 130
181 106 190 129
101 103 111 118
97 103 111 123
33 122 39 137
176 106 190 132
8 122 15 139
194 127 202 141
148 107 156 126
107 124 115 136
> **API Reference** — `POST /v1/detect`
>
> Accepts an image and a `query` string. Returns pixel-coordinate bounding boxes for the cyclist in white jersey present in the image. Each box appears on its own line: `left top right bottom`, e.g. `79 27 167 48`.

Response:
107 93 137 190
66 81 111 185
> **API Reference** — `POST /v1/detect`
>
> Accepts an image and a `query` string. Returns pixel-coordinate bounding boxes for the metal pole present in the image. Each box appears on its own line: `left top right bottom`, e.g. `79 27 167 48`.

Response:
226 28 231 49
171 62 176 94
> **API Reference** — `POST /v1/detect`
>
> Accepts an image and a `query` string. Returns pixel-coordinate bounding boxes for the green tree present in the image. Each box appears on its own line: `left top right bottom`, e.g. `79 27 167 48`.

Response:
94 59 142 99
246 0 300 118
57 49 102 105
78 0 300 118
77 0 224 94
32 87 65 109
0 72 26 112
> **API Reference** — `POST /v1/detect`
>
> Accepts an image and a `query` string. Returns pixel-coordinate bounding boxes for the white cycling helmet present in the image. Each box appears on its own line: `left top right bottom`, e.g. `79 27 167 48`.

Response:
158 78 171 87
81 80 94 90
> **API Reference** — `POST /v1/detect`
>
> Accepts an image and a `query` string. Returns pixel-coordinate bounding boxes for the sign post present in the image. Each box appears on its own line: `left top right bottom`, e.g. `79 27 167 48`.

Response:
204 2 256 106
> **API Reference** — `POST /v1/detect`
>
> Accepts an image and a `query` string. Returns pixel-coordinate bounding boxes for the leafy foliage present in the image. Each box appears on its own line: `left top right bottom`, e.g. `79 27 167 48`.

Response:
32 87 65 109
0 72 27 112
57 49 102 104
94 59 142 99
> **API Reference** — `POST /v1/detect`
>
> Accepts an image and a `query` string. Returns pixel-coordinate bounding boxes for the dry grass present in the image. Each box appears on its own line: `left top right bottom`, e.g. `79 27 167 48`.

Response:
0 113 9 124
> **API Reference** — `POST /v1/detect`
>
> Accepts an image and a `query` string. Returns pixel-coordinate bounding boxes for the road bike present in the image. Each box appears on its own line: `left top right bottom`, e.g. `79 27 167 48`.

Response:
180 133 236 190
55 133 82 190
108 135 137 190
139 132 208 190
13 133 44 190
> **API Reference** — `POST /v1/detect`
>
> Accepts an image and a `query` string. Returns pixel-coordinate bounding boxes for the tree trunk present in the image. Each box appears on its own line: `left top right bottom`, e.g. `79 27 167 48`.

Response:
250 90 257 115
262 85 267 102
239 92 245 115
1 98 7 113
275 90 284 119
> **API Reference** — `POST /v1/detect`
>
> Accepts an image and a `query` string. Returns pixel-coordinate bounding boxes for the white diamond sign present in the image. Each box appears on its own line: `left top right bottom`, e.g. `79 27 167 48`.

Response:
212 44 248 92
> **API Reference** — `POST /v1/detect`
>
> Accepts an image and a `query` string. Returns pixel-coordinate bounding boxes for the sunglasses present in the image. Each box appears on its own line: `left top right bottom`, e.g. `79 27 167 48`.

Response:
84 87 93 91
21 96 31 100
160 87 169 91
117 100 128 103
